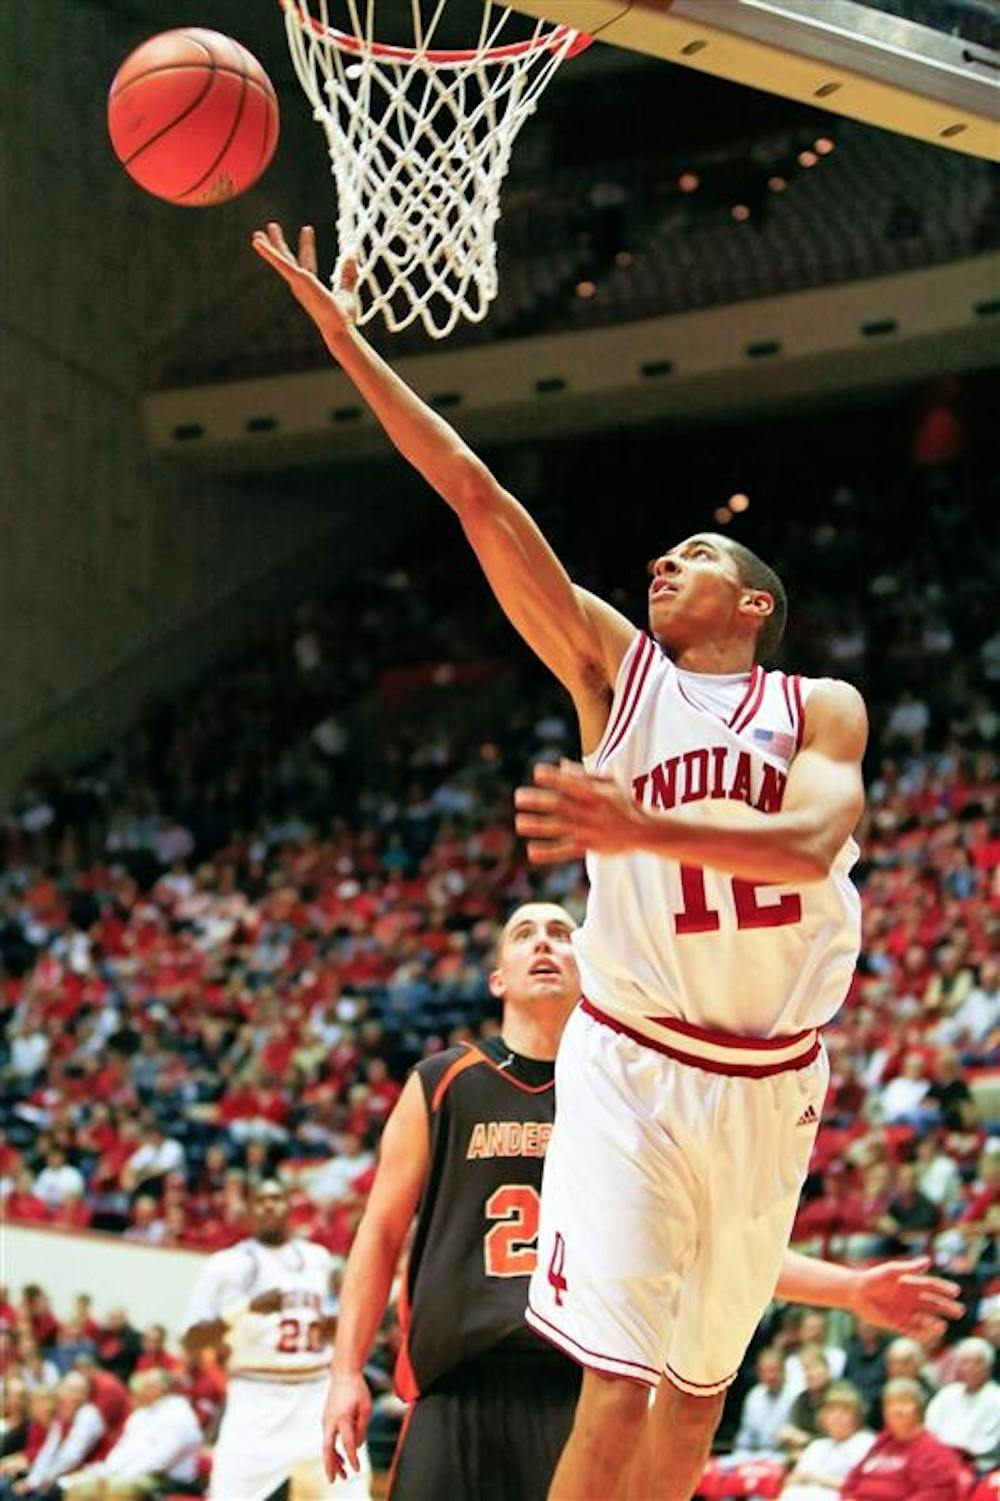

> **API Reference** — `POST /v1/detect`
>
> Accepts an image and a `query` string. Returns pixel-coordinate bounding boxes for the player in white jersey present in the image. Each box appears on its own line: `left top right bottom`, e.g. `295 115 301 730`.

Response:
251 223 868 1501
182 1180 371 1501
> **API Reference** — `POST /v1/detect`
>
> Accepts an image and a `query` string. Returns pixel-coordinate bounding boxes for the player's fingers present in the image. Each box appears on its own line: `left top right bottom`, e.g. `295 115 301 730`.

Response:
251 232 296 281
267 220 292 254
340 255 359 292
338 1415 361 1474
515 813 571 839
526 838 584 864
299 224 318 276
514 787 561 812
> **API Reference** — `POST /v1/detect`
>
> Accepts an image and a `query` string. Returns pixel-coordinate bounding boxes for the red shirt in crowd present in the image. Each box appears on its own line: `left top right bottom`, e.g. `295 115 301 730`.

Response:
842 1429 965 1501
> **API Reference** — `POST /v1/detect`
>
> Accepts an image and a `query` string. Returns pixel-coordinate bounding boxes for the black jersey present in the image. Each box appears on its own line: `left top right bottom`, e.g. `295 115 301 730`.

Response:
396 1037 556 1398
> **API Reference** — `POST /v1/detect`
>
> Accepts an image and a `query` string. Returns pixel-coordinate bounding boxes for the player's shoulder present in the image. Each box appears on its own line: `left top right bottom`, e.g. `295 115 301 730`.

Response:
295 1236 333 1270
202 1237 259 1275
411 1042 486 1109
799 675 867 727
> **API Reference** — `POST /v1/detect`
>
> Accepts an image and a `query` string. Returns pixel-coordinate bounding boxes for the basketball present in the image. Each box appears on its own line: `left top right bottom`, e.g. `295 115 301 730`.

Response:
107 28 279 207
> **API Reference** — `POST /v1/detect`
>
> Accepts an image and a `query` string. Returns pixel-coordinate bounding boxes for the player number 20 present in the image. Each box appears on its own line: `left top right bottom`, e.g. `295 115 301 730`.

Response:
275 1317 324 1354
483 1185 540 1278
675 863 802 934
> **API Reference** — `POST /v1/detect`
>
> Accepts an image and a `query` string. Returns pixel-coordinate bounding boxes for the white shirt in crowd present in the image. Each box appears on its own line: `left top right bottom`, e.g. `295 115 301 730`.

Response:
925 1379 1000 1460
782 1429 876 1501
10 1030 49 1078
72 1393 202 1485
26 1404 105 1487
33 1162 86 1208
125 1137 186 1179
877 1074 931 1123
732 1383 796 1456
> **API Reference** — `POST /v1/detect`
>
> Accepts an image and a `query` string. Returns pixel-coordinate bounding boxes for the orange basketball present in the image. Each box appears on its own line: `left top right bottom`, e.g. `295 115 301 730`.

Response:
108 28 279 207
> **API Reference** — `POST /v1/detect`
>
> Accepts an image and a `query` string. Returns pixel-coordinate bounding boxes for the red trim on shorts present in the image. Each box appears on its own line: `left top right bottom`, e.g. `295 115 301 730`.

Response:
730 665 766 734
643 1013 816 1052
579 1000 820 1079
525 1302 660 1388
663 1359 738 1397
791 674 806 750
597 635 655 769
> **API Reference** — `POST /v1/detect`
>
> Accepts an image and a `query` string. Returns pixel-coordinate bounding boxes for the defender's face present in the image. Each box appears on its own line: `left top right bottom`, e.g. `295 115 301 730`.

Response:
648 535 744 649
493 904 579 1006
251 1185 290 1243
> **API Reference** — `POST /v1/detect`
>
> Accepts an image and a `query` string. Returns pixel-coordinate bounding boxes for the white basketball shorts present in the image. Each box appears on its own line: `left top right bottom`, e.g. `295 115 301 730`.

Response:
526 1001 828 1395
209 1376 372 1500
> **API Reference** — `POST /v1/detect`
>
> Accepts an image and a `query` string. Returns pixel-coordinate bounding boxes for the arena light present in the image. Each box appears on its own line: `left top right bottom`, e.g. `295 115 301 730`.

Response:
678 171 700 193
731 203 751 221
729 493 750 512
767 175 788 192
814 137 835 154
576 279 597 299
714 505 733 524
798 149 818 167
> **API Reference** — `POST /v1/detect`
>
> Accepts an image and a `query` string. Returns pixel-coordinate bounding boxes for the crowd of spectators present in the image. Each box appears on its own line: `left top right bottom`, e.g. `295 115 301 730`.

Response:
1 391 997 1492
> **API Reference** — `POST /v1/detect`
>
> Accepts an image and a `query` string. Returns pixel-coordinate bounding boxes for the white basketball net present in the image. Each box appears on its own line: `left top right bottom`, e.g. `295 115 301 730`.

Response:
280 1 589 338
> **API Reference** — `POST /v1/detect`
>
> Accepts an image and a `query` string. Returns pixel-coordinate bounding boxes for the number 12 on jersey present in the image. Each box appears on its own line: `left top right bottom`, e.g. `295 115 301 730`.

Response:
675 863 802 934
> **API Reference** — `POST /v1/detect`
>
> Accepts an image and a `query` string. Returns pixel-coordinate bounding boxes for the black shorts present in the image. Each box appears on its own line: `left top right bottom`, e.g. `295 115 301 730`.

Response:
388 1346 581 1501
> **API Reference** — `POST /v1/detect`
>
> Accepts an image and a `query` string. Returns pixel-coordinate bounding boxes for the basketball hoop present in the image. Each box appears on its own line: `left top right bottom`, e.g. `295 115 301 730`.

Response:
279 1 591 338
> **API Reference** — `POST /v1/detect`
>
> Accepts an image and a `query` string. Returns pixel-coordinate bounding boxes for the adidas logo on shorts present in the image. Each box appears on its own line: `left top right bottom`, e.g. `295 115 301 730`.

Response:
796 1103 819 1126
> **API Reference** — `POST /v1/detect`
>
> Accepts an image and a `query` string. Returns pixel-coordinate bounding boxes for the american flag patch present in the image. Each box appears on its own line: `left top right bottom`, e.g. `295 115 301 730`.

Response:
752 727 796 759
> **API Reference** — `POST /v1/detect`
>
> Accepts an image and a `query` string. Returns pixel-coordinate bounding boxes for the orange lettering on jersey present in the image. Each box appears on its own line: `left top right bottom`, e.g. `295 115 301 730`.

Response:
466 1121 553 1159
756 763 787 813
728 751 753 805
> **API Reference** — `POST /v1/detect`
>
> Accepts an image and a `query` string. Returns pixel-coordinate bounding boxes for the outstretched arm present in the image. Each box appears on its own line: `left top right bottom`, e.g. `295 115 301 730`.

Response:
323 1072 429 1481
516 678 867 880
775 1252 963 1340
251 225 635 748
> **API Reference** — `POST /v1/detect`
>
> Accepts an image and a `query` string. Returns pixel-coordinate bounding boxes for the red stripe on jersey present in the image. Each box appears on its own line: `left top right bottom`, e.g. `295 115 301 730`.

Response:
727 664 762 730
791 674 805 750
393 1256 420 1402
730 664 766 735
592 632 646 767
780 672 795 733
597 635 655 769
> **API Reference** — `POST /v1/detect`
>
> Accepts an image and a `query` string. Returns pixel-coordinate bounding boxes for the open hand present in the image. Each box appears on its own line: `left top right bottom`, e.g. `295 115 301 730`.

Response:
850 1257 964 1340
514 760 649 864
322 1371 371 1483
251 223 357 337
248 1288 284 1316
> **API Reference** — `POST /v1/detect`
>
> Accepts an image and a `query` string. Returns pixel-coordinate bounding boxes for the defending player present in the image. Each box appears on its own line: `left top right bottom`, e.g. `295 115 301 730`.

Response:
321 907 961 1501
182 1179 371 1501
253 224 862 1500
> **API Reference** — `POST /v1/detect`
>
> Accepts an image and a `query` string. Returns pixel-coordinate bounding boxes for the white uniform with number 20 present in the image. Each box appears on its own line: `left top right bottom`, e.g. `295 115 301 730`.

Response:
184 1237 371 1500
528 640 860 1395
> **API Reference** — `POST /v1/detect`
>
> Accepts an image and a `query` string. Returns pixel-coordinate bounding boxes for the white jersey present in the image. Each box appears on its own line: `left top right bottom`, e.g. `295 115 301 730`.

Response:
184 1236 333 1383
575 634 861 1041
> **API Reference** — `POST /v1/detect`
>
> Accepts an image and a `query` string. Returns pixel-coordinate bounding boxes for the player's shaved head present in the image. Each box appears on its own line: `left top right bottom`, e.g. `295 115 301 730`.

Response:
496 902 577 962
250 1178 290 1245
